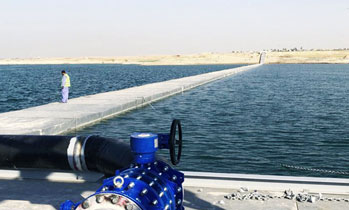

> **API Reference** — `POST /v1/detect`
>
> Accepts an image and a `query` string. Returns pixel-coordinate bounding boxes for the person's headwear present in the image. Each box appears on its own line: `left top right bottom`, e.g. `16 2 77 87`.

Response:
61 70 66 73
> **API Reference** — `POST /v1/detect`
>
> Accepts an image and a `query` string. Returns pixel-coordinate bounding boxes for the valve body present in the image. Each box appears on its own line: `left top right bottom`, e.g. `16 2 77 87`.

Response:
61 130 184 210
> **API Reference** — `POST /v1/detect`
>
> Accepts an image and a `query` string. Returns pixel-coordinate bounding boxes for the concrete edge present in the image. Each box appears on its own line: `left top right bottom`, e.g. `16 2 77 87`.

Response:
183 171 349 194
0 169 348 194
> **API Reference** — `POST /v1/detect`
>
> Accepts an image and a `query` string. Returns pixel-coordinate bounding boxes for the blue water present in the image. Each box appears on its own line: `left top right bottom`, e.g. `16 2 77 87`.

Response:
67 64 349 178
0 64 242 113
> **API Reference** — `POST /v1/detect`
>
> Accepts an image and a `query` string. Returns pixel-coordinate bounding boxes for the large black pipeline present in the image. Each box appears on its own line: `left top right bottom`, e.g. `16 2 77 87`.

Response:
0 135 134 176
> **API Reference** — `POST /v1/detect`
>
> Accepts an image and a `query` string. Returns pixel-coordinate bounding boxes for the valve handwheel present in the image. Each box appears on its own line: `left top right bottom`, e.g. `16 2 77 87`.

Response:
169 119 182 165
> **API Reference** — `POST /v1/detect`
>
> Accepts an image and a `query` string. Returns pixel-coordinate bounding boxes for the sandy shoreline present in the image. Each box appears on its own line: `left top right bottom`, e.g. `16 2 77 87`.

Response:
0 50 348 65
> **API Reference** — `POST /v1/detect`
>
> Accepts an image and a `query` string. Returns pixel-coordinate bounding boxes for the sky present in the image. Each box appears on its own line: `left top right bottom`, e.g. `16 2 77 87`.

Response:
0 0 348 58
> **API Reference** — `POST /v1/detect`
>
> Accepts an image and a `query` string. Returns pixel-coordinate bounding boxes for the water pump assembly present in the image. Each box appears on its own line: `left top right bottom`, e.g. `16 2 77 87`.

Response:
60 119 184 210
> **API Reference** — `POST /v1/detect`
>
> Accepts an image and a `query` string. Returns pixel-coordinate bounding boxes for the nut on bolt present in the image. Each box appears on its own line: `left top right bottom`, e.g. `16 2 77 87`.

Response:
82 200 89 209
140 189 148 196
128 182 135 189
96 195 104 203
125 204 134 210
111 195 119 204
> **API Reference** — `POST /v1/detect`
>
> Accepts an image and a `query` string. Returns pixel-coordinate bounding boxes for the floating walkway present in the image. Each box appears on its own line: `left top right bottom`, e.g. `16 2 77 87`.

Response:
0 64 261 135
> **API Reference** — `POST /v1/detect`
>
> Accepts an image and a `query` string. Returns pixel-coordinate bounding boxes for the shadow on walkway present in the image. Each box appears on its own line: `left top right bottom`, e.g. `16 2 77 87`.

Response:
184 189 225 210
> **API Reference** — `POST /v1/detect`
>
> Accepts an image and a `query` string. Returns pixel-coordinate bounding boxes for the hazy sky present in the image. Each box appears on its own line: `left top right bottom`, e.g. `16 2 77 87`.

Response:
1 0 348 58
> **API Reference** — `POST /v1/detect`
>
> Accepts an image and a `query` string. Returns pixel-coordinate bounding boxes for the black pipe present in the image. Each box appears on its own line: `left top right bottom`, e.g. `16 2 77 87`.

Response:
83 136 134 175
0 135 134 176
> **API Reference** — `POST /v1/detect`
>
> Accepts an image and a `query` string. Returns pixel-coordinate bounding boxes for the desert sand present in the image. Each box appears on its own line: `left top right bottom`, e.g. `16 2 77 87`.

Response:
0 50 348 65
265 50 349 64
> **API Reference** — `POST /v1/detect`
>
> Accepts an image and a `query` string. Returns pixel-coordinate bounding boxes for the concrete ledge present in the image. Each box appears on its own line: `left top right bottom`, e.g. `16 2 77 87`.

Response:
0 169 103 183
183 171 349 194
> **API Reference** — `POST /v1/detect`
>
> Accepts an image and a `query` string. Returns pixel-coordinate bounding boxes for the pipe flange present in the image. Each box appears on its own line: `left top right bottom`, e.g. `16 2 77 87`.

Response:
75 193 141 210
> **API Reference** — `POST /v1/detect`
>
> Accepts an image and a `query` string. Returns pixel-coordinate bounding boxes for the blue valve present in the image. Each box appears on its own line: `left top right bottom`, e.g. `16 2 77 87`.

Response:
61 119 184 210
130 132 159 164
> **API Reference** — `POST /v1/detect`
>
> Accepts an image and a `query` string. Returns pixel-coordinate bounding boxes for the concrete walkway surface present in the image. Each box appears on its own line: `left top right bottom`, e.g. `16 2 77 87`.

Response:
0 64 260 135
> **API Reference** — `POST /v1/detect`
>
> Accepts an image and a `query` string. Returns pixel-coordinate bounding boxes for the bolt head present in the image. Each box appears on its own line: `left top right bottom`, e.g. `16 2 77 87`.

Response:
128 182 135 189
159 191 164 197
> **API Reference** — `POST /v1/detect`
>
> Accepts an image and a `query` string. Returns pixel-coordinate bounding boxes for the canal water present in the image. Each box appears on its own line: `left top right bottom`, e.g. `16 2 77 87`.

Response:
68 64 349 178
0 64 242 113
